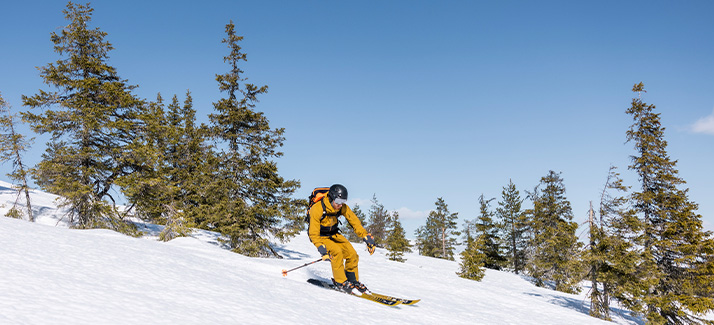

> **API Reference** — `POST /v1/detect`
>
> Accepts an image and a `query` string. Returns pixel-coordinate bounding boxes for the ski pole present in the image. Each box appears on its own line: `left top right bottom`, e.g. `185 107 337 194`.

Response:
281 258 324 277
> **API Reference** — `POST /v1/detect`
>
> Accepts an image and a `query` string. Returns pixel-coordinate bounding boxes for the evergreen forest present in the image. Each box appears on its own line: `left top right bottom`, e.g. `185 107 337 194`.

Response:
2 3 713 324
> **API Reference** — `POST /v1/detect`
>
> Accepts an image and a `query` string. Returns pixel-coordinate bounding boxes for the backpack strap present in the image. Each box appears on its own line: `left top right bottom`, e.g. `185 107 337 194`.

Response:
320 200 342 221
319 199 342 237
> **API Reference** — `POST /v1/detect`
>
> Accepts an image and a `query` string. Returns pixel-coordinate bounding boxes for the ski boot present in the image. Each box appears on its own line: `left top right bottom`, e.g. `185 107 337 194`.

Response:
351 281 371 295
332 278 361 296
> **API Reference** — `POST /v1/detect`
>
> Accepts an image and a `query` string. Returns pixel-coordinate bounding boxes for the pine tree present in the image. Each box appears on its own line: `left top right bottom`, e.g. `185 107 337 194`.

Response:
367 194 390 247
206 21 301 257
21 3 142 233
0 93 34 221
496 179 529 274
458 222 486 281
415 197 460 260
474 194 507 270
527 170 583 294
385 211 412 262
624 83 714 323
342 203 367 242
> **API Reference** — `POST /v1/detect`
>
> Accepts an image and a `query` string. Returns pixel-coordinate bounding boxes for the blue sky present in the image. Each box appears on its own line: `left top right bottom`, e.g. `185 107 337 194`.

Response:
2 1 713 238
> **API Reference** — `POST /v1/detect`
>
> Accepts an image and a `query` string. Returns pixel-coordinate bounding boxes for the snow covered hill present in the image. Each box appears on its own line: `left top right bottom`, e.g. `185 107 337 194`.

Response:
0 180 643 324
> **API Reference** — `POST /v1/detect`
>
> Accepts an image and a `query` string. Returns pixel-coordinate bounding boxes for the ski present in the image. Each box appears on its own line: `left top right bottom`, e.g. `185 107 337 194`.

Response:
306 279 402 306
369 292 420 306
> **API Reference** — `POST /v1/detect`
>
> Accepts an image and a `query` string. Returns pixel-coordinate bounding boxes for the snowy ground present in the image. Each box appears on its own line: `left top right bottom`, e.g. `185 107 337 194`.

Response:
0 180 647 324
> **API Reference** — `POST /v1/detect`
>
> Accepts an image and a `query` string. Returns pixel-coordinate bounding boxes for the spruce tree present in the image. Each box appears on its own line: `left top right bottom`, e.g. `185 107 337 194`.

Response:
159 93 210 240
171 93 215 230
367 194 390 247
118 94 171 221
0 93 34 221
458 221 486 281
527 170 583 294
624 83 714 323
158 202 191 242
21 3 142 233
474 194 507 270
117 93 197 241
414 212 440 258
586 201 609 320
496 179 529 274
584 166 638 321
385 211 412 262
414 197 460 260
206 21 301 257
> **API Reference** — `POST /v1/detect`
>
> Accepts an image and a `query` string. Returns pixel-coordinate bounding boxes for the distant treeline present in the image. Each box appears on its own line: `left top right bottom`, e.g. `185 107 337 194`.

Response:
409 83 714 324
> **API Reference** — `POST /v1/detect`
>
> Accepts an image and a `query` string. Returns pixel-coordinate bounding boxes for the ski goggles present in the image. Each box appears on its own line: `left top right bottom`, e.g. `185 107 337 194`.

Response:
333 198 348 205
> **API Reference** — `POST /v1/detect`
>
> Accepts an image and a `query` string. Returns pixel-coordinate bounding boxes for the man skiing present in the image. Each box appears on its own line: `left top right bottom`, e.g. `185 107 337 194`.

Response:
308 184 376 296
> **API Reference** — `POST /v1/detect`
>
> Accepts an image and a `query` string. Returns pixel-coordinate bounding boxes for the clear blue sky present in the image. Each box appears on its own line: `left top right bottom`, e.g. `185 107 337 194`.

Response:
2 0 713 238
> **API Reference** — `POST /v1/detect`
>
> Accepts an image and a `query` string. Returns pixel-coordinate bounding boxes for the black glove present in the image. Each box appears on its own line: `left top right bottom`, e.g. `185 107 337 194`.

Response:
363 234 376 255
317 245 331 261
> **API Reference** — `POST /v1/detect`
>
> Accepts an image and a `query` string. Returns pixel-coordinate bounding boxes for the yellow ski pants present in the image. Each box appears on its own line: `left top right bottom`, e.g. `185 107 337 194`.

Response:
322 233 360 284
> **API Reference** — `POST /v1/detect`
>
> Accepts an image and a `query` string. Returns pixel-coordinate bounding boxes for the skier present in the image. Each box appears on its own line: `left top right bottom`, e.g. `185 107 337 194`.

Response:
308 184 376 296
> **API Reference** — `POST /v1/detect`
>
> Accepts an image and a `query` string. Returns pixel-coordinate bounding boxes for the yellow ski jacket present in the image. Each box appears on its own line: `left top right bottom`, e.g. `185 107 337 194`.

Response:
308 195 368 247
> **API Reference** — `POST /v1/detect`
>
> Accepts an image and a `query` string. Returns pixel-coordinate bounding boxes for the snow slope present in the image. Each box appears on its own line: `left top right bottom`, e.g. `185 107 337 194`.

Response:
0 180 643 324
0 180 71 227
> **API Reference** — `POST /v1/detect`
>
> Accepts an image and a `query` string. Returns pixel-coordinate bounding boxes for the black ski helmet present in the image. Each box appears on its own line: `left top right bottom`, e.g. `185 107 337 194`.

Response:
327 184 348 202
